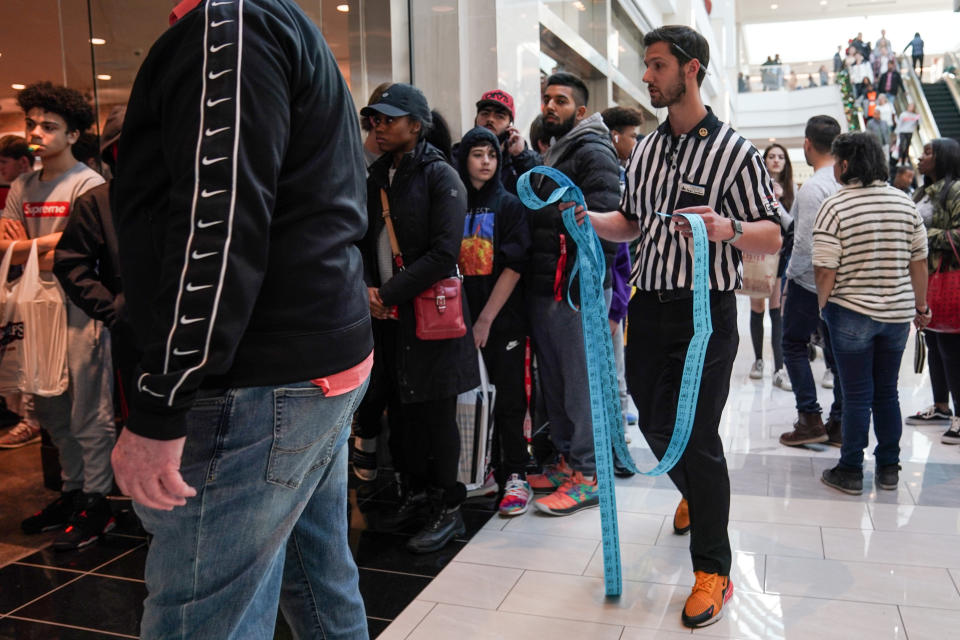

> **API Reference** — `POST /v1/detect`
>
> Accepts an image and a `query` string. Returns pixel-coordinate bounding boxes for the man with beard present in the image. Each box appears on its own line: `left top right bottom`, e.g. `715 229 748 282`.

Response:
569 26 781 627
525 71 622 516
453 90 541 195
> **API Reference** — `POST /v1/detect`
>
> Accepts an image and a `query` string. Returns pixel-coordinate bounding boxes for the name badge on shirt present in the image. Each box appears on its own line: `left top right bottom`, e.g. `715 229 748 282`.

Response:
680 182 705 197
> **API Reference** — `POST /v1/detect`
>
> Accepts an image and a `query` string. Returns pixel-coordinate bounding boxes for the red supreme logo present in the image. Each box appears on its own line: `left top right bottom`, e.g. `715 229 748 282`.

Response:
23 202 70 218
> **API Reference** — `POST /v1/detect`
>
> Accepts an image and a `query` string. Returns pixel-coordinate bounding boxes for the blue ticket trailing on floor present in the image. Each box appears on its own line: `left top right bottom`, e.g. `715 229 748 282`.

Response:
517 166 713 597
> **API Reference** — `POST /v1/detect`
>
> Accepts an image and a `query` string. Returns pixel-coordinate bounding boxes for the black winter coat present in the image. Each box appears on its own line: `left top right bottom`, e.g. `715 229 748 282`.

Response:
363 140 480 403
528 123 621 300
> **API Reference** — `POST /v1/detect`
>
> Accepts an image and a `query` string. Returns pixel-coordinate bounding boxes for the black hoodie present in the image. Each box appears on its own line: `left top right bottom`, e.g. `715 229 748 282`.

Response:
456 127 531 336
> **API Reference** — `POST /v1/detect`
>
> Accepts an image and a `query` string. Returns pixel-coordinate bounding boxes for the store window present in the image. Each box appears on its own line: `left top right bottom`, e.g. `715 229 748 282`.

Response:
610 2 644 89
0 0 405 144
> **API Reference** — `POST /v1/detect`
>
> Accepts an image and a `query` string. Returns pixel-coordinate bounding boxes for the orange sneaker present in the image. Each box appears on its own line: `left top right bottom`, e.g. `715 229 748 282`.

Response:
673 498 690 535
533 471 598 516
527 456 572 494
682 571 733 628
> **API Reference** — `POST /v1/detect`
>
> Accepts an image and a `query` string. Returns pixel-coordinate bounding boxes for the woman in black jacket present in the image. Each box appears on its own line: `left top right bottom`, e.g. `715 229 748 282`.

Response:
360 85 478 554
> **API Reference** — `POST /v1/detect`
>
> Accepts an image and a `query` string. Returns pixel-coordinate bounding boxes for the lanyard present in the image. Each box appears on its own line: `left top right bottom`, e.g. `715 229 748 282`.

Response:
517 166 712 597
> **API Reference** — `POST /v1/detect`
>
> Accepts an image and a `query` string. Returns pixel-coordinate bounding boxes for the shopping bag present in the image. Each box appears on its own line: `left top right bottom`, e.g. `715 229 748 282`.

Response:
738 252 779 298
16 241 68 397
0 244 24 393
456 352 496 490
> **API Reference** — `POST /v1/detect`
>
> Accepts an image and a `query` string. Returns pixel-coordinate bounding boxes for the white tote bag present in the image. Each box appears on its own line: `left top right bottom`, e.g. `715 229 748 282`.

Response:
0 244 24 393
456 352 496 491
16 241 68 397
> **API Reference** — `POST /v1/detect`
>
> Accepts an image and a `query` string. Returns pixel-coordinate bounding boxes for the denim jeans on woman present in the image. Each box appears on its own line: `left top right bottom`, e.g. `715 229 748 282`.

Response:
821 303 909 472
136 379 369 640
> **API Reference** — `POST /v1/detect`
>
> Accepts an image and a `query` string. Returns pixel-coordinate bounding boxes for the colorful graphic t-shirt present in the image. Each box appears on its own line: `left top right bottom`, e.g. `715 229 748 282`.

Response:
2 163 104 239
460 209 495 276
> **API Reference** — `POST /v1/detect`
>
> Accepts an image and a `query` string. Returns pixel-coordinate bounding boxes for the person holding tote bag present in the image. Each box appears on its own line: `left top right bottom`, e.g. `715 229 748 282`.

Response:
912 139 960 444
360 84 479 554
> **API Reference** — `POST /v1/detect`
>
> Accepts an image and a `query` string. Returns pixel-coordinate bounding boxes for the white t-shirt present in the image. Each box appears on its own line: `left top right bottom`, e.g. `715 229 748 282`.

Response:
896 111 921 134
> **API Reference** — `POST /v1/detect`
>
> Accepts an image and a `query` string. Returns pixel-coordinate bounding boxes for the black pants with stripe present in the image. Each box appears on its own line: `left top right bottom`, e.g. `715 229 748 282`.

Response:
625 291 738 577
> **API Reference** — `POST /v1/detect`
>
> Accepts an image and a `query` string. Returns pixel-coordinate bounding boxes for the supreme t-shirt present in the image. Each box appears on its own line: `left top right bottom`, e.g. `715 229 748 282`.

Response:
2 163 104 238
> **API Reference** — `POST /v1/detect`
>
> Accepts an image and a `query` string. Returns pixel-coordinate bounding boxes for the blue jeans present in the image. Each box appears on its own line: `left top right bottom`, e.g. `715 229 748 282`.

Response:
135 380 369 640
782 280 842 419
822 303 909 471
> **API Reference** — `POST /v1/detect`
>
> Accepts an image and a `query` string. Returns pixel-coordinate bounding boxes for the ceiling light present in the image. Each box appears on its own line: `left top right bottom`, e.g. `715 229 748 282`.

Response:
431 5 454 12
336 3 349 11
770 3 778 8
97 74 112 81
768 137 776 142
573 1 586 10
11 83 25 90
820 0 827 4
90 37 106 45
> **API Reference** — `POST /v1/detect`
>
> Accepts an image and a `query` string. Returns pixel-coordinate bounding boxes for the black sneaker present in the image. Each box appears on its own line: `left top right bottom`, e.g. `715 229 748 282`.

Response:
821 466 863 495
53 493 116 551
875 464 901 491
406 505 465 554
941 418 960 445
21 490 81 534
905 405 952 426
350 445 378 482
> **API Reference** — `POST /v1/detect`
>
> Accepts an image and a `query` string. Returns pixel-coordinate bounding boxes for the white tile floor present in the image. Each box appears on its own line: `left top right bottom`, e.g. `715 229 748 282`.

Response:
383 297 960 639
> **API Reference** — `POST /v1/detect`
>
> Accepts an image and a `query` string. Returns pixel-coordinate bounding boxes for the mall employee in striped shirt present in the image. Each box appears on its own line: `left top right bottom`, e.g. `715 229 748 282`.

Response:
568 25 782 629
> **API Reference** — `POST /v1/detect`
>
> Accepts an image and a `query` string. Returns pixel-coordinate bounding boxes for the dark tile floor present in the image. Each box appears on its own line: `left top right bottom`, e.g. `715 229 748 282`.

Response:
0 443 497 639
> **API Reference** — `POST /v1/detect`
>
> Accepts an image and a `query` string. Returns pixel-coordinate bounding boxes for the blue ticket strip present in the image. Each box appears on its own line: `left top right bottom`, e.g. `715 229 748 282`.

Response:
517 166 713 597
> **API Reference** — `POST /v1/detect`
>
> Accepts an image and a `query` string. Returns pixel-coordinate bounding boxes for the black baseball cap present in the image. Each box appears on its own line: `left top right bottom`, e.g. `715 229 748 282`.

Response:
360 83 432 125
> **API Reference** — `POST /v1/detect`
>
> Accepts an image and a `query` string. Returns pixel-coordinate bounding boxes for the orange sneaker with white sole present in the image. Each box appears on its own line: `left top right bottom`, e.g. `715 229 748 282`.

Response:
682 571 733 628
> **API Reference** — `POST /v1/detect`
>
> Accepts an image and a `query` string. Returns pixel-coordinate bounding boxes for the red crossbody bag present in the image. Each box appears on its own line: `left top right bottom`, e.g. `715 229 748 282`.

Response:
380 189 467 340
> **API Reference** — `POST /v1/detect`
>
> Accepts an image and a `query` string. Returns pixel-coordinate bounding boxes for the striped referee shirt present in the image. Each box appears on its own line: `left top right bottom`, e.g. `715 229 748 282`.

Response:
812 181 927 323
619 108 780 290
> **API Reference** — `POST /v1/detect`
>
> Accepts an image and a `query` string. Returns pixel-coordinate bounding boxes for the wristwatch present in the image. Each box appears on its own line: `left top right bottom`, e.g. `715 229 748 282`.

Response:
723 218 742 244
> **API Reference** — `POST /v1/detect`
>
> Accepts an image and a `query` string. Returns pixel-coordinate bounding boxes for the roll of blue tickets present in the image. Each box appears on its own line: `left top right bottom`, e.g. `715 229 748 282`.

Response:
516 166 713 597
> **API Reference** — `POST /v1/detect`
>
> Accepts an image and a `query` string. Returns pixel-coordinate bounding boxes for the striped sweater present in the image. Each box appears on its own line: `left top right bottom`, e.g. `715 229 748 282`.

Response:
812 181 927 323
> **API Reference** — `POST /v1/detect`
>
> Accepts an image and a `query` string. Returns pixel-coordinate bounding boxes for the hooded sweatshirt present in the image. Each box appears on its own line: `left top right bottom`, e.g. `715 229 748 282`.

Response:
456 127 531 335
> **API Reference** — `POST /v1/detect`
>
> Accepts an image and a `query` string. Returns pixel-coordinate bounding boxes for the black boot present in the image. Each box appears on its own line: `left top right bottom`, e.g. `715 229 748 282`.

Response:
378 487 429 532
406 490 465 554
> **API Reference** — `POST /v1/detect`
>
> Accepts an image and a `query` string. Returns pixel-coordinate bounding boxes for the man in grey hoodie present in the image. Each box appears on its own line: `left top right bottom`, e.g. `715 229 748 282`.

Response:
526 72 622 516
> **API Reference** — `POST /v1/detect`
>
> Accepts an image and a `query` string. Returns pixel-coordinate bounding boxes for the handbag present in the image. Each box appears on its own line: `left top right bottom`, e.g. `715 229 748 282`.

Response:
0 244 24 393
379 189 467 340
738 252 779 298
927 230 960 333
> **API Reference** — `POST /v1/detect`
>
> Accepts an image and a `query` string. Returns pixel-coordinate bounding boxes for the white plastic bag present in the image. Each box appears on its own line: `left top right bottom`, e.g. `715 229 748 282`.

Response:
456 352 496 491
0 244 24 393
738 252 779 299
16 241 68 397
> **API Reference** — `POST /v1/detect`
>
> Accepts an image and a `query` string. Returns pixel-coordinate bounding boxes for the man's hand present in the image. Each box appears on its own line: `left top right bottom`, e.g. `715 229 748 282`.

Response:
558 201 587 226
368 287 391 320
673 206 735 242
504 127 525 157
2 219 26 241
112 429 197 510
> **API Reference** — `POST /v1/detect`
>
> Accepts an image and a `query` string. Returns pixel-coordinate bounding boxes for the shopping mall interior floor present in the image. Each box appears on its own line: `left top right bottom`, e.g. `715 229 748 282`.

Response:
0 443 496 639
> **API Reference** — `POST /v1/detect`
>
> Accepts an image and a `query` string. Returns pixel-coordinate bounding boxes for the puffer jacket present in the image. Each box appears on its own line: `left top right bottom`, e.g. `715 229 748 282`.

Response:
528 113 621 301
363 139 479 403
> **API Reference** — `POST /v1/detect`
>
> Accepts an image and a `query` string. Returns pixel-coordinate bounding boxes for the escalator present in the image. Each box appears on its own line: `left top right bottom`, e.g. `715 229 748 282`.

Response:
921 81 960 142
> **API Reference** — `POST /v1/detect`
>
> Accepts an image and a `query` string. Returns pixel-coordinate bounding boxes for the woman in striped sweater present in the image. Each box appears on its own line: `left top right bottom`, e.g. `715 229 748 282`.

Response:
812 132 930 496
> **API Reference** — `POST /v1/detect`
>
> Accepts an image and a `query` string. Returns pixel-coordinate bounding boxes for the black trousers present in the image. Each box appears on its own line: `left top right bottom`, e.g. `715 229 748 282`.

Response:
927 331 960 414
394 395 465 507
625 291 738 576
482 331 529 482
354 319 402 441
